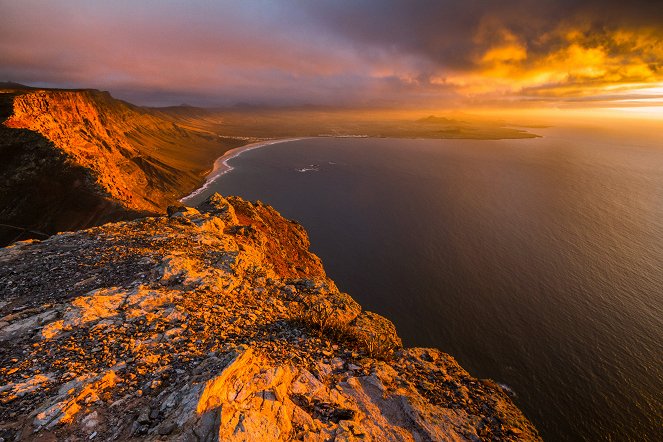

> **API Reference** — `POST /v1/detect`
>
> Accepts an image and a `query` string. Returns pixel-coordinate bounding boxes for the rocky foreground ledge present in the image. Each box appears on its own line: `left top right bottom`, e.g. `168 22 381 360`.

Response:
0 194 540 441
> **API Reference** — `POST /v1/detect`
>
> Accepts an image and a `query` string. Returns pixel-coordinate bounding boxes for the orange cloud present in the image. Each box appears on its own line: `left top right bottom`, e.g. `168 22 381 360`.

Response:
445 24 663 109
1 1 661 111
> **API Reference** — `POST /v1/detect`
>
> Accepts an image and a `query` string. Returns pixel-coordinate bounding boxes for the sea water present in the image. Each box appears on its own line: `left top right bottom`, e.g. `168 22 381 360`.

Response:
185 128 663 441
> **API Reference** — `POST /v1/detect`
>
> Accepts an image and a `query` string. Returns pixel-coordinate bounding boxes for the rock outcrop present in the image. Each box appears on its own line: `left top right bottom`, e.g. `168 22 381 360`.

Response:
0 194 540 441
0 85 247 245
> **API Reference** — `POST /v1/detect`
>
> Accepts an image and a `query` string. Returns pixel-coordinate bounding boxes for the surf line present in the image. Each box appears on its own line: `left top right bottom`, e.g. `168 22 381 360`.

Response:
181 138 308 203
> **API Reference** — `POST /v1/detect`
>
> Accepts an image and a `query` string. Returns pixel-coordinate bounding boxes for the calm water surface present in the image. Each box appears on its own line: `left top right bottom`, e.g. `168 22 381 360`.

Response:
187 128 663 441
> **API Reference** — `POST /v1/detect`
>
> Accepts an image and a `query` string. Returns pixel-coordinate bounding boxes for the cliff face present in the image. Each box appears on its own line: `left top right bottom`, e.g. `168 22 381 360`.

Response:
0 87 246 245
0 194 540 441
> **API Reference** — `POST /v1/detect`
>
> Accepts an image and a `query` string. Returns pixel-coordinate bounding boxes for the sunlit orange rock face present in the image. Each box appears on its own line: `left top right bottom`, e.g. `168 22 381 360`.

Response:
0 87 247 245
0 194 540 441
4 90 237 213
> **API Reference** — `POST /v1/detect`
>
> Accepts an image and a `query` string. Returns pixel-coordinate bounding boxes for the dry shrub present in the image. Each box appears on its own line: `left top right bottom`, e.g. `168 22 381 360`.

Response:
354 329 399 360
295 297 341 337
290 294 401 361
350 312 403 361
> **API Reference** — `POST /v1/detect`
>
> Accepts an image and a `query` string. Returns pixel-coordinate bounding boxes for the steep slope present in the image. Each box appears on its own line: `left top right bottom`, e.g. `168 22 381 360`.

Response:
0 194 540 441
0 86 247 245
0 92 141 246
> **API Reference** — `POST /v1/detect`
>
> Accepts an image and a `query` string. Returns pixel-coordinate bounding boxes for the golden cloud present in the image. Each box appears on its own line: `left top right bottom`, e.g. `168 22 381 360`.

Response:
445 25 663 105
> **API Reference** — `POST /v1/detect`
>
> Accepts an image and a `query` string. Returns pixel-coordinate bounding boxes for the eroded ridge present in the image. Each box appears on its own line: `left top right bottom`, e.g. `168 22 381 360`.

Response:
0 193 540 441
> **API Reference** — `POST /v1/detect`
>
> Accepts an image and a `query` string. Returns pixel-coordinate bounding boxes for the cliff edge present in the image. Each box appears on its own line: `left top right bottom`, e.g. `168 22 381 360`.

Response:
0 194 540 441
0 86 246 245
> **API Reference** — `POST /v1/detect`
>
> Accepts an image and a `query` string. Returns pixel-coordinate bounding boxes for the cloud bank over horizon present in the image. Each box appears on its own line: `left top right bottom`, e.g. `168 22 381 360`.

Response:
1 0 661 110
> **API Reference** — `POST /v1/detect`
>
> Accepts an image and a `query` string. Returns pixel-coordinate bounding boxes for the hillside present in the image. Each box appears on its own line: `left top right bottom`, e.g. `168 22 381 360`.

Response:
0 194 540 441
0 86 247 245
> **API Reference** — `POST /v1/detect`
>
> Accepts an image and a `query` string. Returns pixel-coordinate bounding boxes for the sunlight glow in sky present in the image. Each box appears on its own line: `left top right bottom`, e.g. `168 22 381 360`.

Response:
1 0 661 114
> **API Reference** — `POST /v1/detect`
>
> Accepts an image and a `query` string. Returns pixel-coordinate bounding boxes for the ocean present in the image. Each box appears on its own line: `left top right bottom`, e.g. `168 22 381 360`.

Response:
184 127 663 441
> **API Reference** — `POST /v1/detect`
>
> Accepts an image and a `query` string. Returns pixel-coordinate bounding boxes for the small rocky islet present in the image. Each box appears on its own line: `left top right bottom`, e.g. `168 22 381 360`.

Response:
0 193 541 441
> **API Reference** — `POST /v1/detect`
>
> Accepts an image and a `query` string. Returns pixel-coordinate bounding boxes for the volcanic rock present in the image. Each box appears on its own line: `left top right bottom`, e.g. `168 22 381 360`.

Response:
0 194 540 441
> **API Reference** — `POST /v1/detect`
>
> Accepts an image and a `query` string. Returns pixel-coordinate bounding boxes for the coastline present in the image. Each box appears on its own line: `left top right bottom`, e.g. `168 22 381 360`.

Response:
181 137 308 202
181 132 540 204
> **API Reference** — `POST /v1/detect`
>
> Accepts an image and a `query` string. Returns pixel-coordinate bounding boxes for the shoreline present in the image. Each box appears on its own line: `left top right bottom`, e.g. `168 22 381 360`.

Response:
181 137 308 202
181 131 542 203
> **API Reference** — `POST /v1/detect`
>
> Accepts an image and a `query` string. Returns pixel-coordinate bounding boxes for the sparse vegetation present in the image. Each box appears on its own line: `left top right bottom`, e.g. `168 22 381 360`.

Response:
0 193 541 441
355 328 400 360
298 298 334 335
291 295 401 361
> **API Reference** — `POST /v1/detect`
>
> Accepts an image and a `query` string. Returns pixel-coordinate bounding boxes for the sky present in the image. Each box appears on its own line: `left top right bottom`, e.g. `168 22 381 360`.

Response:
1 0 662 113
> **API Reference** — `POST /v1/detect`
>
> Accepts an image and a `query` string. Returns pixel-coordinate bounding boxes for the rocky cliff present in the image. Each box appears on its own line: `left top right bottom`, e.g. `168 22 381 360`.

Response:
0 194 540 441
0 85 246 245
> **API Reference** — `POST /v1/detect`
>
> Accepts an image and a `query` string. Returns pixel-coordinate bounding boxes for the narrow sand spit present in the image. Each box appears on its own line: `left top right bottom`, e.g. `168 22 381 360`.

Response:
181 138 308 203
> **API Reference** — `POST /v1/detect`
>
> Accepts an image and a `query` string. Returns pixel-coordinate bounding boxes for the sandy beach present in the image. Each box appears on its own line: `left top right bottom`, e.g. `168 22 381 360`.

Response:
181 138 307 202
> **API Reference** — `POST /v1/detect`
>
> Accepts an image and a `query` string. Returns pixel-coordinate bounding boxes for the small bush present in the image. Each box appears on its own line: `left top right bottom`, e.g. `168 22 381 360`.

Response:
355 329 399 360
350 312 403 361
295 297 343 337
291 295 401 361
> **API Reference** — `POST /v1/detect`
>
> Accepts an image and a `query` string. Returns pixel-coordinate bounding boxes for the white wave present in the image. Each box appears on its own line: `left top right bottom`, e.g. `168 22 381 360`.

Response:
181 138 308 202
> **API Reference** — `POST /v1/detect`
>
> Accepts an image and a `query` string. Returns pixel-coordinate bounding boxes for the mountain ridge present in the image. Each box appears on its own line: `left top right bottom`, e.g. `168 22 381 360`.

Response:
0 86 248 245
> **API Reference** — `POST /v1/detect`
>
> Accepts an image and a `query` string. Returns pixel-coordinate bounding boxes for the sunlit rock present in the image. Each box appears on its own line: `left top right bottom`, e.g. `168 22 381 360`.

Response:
0 194 540 441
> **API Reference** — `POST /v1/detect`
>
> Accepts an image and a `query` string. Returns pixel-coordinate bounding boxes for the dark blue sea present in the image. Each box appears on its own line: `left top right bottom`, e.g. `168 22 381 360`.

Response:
185 127 663 441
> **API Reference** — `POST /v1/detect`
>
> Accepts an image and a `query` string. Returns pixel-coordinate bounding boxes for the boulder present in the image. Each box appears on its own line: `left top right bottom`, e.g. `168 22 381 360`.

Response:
197 193 239 225
167 206 201 218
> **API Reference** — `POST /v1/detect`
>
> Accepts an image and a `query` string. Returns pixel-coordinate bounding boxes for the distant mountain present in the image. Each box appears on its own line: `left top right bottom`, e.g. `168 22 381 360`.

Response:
0 87 247 245
0 81 33 90
416 115 460 125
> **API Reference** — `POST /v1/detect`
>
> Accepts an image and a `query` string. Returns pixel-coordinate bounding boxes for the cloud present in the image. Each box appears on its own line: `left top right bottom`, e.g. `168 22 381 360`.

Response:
298 1 663 105
446 26 663 101
0 0 661 108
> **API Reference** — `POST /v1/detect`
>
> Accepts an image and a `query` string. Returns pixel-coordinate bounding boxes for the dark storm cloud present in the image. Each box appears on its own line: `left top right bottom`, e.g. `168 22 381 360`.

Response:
0 0 661 107
298 0 663 69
